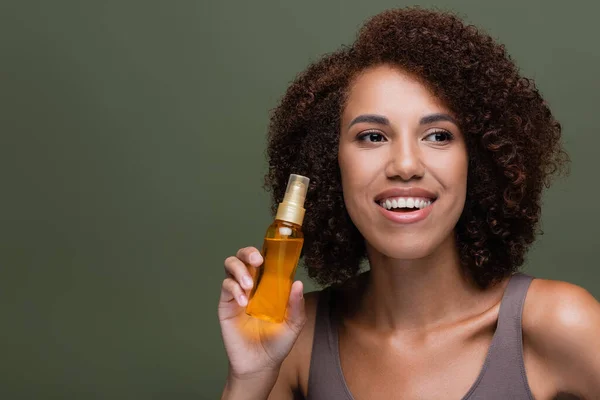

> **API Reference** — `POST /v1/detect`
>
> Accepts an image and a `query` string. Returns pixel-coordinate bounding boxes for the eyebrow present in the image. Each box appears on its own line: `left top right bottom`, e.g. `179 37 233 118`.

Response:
347 113 458 129
420 113 458 125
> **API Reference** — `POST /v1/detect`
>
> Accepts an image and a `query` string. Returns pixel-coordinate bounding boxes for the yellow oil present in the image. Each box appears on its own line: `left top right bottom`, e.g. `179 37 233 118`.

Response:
246 220 304 323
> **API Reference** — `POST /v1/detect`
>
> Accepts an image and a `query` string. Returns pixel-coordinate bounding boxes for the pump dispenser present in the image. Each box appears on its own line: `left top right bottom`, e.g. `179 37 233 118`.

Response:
246 174 310 323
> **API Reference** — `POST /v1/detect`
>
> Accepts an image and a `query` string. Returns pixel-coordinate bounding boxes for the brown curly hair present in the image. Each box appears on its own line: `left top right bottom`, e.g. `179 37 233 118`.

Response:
264 7 569 289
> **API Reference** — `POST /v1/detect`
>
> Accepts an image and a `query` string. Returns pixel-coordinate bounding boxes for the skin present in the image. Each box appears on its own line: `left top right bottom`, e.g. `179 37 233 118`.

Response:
220 65 600 400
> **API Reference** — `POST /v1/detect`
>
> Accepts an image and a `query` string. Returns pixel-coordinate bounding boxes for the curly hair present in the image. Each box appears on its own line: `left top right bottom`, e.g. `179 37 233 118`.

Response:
264 7 569 289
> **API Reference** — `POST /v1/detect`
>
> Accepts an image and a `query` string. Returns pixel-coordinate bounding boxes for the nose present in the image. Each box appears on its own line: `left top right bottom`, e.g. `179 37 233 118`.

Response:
385 138 425 181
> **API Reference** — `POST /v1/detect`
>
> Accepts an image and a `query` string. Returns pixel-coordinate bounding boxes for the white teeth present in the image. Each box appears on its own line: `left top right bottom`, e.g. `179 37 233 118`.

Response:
379 197 434 210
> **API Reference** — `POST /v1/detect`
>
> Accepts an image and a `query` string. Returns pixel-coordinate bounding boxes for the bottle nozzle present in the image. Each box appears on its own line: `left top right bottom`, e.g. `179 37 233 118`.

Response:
283 174 309 206
275 174 310 226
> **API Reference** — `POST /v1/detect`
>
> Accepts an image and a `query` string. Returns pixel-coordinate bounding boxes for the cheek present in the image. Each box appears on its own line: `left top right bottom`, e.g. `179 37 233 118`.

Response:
426 147 468 214
442 150 469 216
338 156 360 211
429 145 468 186
456 151 469 193
338 147 374 214
338 146 357 188
338 148 379 194
449 156 468 194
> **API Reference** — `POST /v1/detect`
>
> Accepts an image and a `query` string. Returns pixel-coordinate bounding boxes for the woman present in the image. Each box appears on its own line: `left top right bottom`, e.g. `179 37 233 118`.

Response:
218 8 600 400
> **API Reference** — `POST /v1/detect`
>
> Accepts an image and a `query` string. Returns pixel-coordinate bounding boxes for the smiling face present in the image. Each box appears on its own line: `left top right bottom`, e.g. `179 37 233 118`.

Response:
338 64 469 260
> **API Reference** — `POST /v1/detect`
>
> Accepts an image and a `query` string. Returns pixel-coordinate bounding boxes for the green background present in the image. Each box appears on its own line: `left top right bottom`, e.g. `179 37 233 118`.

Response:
1 1 597 399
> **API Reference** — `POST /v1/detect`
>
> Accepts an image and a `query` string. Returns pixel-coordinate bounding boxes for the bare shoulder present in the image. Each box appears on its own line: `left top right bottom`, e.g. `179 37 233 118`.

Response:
523 277 600 343
522 277 600 397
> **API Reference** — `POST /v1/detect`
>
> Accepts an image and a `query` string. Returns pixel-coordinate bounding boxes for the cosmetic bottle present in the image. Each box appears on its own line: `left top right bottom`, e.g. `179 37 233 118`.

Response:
245 174 309 323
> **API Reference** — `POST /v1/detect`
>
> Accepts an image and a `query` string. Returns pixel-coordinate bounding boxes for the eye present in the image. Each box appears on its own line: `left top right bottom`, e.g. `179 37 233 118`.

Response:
424 130 454 143
357 131 386 143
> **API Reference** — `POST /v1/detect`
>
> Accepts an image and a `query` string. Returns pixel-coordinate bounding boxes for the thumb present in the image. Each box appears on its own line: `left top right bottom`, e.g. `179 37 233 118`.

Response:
284 280 306 334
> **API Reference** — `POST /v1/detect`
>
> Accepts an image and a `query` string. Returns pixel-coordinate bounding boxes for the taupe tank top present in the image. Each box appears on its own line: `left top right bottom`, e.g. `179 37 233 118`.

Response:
307 272 535 399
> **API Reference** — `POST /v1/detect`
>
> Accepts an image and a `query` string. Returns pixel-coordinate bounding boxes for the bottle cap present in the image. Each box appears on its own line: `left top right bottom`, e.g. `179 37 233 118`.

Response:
275 174 310 226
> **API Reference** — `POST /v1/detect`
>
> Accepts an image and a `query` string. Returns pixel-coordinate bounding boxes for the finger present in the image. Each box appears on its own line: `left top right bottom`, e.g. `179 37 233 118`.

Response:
224 256 254 290
236 246 263 267
284 281 306 333
219 277 248 307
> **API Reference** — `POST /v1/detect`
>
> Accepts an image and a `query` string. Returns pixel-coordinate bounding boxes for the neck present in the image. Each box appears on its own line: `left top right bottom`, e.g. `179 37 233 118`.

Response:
359 234 491 332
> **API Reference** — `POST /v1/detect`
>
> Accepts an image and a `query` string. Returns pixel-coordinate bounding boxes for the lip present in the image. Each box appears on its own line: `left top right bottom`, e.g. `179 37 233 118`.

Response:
374 187 437 225
374 187 438 202
377 200 435 224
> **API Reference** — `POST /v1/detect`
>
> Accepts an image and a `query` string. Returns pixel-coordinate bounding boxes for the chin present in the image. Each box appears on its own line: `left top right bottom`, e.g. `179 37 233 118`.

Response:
368 238 440 261
366 232 455 261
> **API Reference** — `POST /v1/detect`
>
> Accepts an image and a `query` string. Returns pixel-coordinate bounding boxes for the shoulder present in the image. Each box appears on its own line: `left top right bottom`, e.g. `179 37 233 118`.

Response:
523 277 600 347
522 276 600 397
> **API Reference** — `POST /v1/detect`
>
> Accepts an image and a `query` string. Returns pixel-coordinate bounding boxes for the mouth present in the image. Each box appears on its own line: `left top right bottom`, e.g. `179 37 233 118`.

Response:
373 188 438 223
376 197 436 212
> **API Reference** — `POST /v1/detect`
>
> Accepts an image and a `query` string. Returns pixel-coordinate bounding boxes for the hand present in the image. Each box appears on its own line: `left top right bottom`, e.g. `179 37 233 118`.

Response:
218 246 307 380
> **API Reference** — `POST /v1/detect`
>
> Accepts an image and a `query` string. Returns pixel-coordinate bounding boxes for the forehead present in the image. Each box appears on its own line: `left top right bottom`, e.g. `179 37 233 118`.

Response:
342 65 451 120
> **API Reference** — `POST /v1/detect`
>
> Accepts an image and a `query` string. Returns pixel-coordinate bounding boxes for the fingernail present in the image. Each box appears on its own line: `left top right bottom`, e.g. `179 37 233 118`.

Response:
239 294 248 306
242 275 253 288
249 253 261 264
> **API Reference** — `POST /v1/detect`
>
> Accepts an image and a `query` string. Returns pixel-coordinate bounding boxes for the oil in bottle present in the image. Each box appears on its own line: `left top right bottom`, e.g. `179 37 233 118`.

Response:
245 174 309 323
